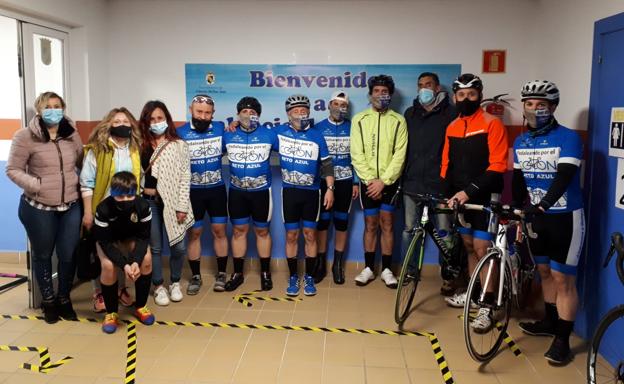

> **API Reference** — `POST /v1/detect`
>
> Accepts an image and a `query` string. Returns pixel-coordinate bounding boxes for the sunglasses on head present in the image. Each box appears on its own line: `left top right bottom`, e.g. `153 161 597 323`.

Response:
192 95 214 105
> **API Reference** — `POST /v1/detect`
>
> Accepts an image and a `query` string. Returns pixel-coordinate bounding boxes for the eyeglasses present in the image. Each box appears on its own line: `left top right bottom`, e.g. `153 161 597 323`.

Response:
192 95 214 105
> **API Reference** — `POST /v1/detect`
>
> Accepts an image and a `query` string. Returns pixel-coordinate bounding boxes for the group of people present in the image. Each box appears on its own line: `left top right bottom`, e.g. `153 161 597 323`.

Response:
6 71 583 364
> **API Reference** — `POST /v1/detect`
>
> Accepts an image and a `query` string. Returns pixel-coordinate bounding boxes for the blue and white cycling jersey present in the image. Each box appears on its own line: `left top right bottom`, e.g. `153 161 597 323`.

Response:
314 118 359 182
177 121 225 188
276 123 330 190
223 126 279 191
513 123 583 212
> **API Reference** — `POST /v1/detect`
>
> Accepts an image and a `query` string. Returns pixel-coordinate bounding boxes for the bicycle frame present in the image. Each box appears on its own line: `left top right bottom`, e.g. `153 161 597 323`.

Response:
406 199 459 278
460 204 536 308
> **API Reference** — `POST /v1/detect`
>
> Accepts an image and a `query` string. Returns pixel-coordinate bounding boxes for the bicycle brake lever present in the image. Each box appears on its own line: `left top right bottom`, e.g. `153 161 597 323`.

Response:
604 245 616 268
525 223 538 239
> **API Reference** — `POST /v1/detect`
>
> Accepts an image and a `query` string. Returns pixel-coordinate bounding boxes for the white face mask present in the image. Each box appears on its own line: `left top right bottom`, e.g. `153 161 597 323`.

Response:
150 121 168 135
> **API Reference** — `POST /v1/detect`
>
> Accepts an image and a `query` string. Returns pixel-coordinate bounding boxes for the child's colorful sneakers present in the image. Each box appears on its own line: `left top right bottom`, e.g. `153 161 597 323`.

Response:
134 306 155 325
102 312 120 334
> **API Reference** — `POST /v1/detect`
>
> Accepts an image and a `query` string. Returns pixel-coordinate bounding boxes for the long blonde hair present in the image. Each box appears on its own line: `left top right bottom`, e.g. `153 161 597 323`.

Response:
87 107 142 154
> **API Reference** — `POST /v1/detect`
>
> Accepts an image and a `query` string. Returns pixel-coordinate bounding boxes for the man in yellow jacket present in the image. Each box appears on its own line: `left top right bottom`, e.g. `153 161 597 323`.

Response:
350 74 408 288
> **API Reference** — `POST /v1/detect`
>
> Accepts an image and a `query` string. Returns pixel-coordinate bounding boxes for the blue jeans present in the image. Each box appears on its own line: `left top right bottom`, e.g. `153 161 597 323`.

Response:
401 195 451 270
148 200 186 286
18 196 81 300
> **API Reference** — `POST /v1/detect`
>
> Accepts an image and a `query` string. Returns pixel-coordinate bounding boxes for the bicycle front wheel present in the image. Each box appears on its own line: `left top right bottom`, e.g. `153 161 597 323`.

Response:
463 250 512 363
395 229 425 326
587 305 624 384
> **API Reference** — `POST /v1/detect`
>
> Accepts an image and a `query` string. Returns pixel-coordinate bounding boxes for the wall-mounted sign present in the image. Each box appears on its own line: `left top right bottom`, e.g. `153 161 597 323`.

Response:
483 50 506 73
609 107 624 158
615 158 624 210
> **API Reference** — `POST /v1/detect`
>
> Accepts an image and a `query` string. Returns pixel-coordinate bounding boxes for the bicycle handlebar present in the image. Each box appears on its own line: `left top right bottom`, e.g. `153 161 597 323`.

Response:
604 232 624 268
453 202 538 239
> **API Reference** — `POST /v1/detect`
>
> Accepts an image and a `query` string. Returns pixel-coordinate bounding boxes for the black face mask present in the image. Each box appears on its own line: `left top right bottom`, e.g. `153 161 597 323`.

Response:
456 99 481 117
115 200 135 213
192 118 211 133
110 125 132 138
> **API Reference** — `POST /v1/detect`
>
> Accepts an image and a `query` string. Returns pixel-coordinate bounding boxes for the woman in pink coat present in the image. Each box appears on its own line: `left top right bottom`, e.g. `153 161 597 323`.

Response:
6 91 83 323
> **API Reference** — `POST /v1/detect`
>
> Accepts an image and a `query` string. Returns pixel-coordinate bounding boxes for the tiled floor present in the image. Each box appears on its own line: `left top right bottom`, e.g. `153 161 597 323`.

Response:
0 261 590 383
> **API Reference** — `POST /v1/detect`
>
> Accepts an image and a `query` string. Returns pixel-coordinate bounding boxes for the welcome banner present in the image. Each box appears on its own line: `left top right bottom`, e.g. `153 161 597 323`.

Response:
184 64 462 125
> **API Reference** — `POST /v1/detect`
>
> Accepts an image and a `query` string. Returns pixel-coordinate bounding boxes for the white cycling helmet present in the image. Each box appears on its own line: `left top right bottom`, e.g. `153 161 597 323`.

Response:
521 80 560 104
285 94 310 112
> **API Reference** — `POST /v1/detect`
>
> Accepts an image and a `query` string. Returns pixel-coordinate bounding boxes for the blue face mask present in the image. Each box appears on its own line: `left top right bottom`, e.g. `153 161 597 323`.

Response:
418 88 435 106
41 108 64 126
150 121 168 135
376 94 391 110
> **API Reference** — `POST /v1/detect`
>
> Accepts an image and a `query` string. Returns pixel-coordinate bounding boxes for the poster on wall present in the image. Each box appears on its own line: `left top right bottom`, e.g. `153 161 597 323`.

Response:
616 158 624 210
609 107 624 158
185 64 461 126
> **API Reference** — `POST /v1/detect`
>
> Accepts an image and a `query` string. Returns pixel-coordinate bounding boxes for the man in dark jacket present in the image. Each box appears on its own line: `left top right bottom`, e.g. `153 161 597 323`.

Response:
402 72 458 295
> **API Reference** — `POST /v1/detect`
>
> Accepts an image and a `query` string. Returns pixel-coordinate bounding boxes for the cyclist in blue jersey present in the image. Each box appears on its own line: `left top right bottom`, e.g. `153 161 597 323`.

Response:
512 81 585 365
177 95 228 294
313 90 359 285
222 97 278 291
277 94 335 297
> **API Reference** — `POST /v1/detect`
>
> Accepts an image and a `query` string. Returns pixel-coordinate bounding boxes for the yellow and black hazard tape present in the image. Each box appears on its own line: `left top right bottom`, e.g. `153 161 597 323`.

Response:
2 314 453 384
458 314 523 357
235 289 302 307
126 322 137 384
0 345 72 373
152 320 427 336
494 322 522 357
427 335 454 384
1 314 101 324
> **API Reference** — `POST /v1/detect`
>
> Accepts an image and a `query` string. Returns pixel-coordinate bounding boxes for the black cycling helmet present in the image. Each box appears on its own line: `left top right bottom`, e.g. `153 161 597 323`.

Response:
237 96 262 115
367 74 395 95
452 73 483 93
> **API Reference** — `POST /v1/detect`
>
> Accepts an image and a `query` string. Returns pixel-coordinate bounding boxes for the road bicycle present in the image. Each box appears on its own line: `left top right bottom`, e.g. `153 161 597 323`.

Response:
458 203 536 362
587 232 624 384
394 193 464 328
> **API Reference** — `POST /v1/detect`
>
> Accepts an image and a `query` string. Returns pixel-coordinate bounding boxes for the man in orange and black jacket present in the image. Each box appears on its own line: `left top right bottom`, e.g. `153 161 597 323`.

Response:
440 73 508 332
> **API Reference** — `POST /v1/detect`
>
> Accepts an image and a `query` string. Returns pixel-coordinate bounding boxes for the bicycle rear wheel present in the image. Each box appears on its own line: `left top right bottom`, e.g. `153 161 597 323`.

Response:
394 230 425 327
463 250 512 362
587 305 624 384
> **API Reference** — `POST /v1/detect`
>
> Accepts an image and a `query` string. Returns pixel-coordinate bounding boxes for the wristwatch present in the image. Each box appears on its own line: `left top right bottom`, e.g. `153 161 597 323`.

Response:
327 184 335 191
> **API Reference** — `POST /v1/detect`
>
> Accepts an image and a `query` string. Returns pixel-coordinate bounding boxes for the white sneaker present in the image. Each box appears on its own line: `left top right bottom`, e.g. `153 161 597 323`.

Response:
355 267 375 286
154 286 170 306
169 282 183 302
444 292 478 309
470 307 493 333
380 268 398 289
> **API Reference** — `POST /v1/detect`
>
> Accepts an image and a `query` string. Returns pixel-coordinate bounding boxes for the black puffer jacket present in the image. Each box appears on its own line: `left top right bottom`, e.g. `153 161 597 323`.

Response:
402 93 457 196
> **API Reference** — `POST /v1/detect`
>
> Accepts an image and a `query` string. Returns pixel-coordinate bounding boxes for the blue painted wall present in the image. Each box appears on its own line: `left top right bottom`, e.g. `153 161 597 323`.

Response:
576 11 624 367
0 161 440 264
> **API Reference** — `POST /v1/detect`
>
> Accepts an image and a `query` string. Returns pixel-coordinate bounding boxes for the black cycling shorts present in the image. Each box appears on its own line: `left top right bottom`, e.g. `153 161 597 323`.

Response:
190 185 228 227
319 179 353 231
228 188 272 228
528 208 585 276
282 187 320 230
456 195 497 241
359 181 399 217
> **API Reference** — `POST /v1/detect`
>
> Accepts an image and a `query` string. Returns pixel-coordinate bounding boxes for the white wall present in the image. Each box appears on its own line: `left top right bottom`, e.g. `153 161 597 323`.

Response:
106 0 538 125
536 0 624 131
3 0 622 129
0 0 110 121
0 15 20 120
